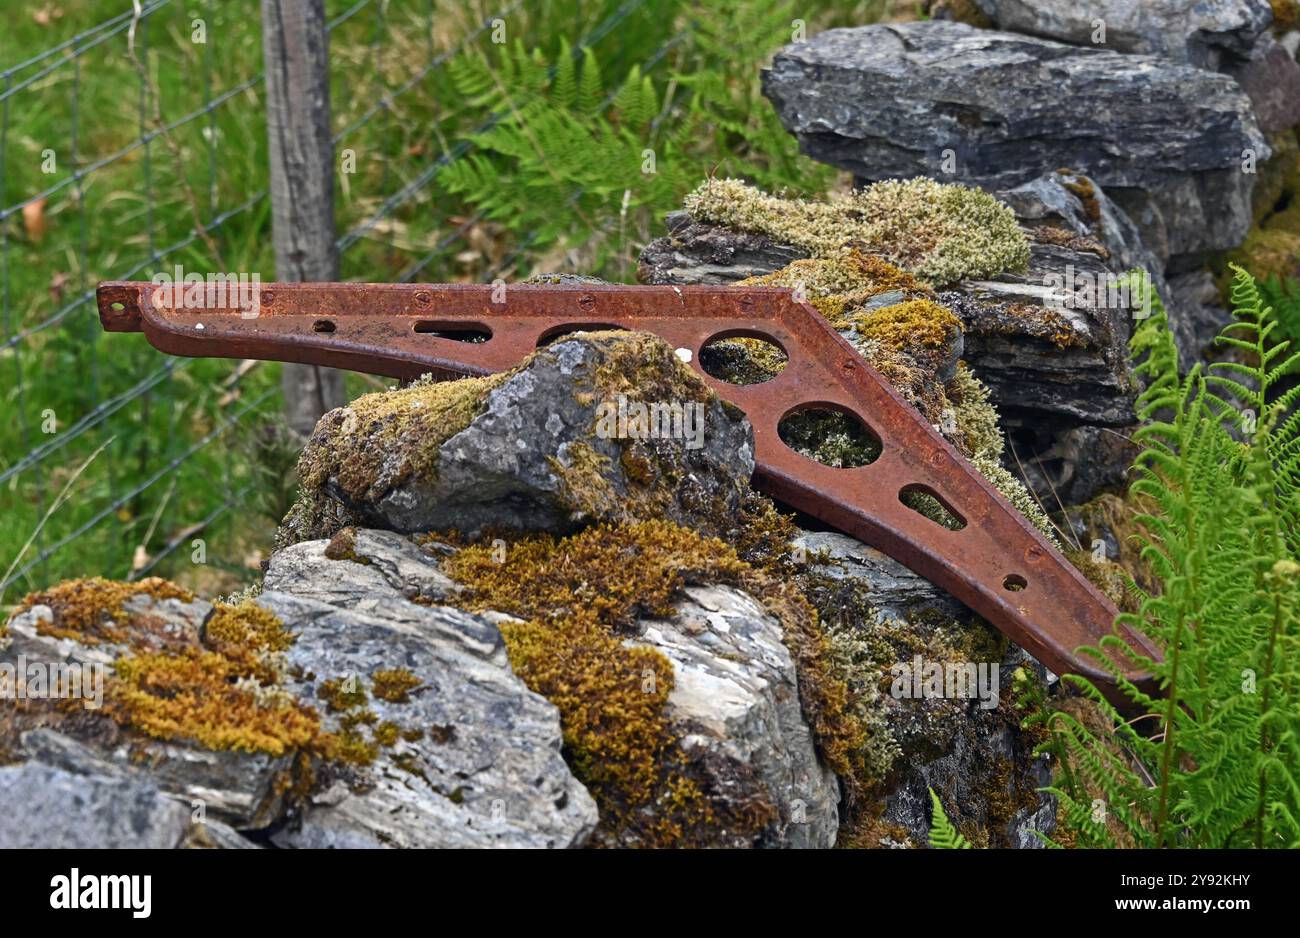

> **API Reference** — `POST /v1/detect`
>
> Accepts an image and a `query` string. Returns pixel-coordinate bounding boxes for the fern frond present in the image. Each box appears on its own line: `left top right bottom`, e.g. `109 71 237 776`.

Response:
927 789 972 849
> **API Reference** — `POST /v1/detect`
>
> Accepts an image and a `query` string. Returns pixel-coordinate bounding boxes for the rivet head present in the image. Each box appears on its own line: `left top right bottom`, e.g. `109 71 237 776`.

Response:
262 291 275 305
578 294 596 311
415 291 431 305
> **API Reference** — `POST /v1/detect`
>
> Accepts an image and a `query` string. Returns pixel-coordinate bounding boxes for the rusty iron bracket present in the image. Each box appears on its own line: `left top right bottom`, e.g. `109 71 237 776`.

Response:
97 280 1160 701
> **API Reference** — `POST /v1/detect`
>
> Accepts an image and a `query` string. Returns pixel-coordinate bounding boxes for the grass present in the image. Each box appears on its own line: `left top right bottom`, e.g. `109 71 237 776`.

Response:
0 0 905 606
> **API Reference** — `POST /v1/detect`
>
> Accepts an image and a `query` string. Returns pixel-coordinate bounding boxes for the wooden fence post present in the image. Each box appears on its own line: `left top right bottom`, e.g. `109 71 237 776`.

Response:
260 0 346 438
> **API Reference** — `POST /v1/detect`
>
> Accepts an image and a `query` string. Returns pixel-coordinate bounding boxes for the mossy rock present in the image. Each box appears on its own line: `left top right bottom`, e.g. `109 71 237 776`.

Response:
279 332 755 544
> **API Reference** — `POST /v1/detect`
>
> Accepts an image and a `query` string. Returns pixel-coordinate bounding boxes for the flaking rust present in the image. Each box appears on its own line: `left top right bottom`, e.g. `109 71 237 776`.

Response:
97 279 1161 703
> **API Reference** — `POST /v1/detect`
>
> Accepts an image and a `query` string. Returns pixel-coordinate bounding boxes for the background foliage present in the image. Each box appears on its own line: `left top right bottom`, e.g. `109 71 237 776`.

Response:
0 0 896 604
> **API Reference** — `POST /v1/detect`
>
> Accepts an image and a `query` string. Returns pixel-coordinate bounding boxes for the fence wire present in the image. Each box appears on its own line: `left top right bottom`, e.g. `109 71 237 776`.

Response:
0 0 674 603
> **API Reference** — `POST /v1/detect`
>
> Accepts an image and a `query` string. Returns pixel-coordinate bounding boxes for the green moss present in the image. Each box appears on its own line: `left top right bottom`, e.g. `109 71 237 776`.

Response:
443 519 866 844
1222 225 1300 287
685 177 1030 284
779 409 882 468
948 363 1003 460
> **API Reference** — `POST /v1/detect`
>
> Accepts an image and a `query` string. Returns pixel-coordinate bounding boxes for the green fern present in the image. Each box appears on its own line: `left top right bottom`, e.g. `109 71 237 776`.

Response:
928 788 972 849
441 41 690 269
1044 266 1300 848
676 0 834 194
1258 273 1300 352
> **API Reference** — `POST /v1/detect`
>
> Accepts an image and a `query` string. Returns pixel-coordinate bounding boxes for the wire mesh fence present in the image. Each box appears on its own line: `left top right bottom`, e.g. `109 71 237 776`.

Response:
0 0 685 604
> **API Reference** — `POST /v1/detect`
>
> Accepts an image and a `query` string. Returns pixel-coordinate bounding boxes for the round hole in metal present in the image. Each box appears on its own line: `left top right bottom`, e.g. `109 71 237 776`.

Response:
700 333 788 385
313 320 336 333
777 405 881 468
1003 574 1028 592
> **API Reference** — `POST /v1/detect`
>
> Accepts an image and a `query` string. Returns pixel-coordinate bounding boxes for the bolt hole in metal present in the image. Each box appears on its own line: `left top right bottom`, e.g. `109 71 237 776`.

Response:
1003 574 1028 592
777 405 881 468
111 301 125 312
535 323 627 347
412 321 492 343
899 484 967 531
313 319 336 333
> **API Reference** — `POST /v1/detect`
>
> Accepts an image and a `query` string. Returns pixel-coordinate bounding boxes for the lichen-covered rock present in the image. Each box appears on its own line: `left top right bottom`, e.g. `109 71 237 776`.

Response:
970 0 1274 68
795 530 1056 848
761 21 1267 262
628 583 840 848
794 531 975 626
439 519 858 848
281 332 754 544
641 185 1138 434
257 536 598 848
1 553 598 849
639 181 1139 508
683 176 1030 285
0 587 295 829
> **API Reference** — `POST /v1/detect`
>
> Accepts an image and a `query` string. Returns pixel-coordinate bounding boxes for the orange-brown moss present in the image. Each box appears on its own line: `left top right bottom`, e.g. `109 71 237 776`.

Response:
318 676 368 713
110 650 321 756
7 579 397 775
323 527 372 564
371 667 421 703
848 299 962 360
205 599 295 659
1061 173 1102 225
1272 0 1299 31
443 519 867 843
17 577 194 646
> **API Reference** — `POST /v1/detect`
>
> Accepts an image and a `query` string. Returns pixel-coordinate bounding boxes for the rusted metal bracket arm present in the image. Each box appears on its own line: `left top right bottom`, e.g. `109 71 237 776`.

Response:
97 280 1161 701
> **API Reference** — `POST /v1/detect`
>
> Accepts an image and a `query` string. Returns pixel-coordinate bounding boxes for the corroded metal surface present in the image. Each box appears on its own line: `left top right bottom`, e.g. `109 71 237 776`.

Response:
97 280 1160 700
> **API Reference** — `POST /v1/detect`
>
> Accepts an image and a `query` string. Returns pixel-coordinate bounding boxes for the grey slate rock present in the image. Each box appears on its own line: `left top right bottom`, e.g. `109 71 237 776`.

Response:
259 537 598 849
629 583 840 848
761 21 1267 262
0 730 257 849
971 0 1274 68
1226 33 1300 133
794 530 973 625
1 595 293 830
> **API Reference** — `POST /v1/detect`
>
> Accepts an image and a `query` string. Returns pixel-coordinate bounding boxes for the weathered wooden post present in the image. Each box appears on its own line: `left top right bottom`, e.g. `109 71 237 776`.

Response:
260 0 346 438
